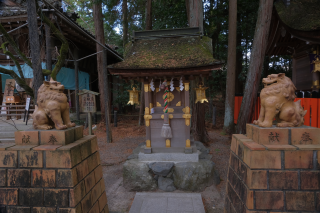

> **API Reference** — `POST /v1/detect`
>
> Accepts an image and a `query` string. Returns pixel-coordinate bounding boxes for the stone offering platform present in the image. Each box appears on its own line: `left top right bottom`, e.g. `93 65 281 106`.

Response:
0 126 109 213
129 192 205 213
138 149 200 162
123 142 220 192
225 124 320 212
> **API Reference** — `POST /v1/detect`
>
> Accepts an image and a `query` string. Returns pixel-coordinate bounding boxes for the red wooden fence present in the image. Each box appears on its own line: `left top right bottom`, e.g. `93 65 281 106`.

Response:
234 97 320 128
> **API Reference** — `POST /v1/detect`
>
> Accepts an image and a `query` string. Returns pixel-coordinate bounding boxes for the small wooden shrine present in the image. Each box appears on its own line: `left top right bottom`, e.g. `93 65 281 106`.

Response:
109 28 223 154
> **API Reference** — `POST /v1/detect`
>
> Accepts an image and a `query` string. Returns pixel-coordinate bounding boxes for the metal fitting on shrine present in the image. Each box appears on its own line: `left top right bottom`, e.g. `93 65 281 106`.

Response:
195 84 208 104
127 87 140 105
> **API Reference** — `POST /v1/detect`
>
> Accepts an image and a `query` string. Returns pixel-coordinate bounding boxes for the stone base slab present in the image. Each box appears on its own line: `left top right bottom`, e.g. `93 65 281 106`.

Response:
129 192 205 213
0 133 108 213
225 130 320 213
138 150 200 162
246 123 320 145
123 159 220 192
14 126 84 146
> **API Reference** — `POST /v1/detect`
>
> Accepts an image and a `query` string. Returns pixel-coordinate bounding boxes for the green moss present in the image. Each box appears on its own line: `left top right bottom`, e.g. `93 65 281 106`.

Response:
114 36 220 69
275 0 320 31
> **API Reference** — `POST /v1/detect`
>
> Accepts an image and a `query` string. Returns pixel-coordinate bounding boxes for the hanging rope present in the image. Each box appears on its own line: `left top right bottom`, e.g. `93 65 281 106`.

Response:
163 79 168 113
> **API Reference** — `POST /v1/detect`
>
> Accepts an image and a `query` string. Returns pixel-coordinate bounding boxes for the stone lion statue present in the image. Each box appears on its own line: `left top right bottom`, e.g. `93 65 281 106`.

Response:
33 79 76 130
253 73 307 128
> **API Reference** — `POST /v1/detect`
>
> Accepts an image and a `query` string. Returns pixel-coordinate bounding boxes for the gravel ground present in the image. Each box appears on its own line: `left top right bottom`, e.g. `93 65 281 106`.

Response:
97 128 231 213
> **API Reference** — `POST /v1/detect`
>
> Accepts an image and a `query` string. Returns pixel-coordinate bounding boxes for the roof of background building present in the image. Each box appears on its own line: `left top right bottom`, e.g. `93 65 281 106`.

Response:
275 0 320 31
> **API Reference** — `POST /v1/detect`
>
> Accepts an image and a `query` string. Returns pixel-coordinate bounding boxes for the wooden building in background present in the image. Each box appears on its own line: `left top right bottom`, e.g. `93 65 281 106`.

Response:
266 0 320 92
0 0 122 110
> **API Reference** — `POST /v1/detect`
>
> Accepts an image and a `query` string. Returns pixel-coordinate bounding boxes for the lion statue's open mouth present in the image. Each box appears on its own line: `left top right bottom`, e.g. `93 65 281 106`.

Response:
253 73 307 128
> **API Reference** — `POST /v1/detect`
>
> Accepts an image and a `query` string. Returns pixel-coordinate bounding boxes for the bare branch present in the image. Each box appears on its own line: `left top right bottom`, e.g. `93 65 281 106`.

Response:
0 67 34 98
0 42 25 81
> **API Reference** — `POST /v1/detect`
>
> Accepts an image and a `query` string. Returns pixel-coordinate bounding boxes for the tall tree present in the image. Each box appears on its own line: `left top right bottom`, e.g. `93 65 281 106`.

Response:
236 0 274 134
186 0 203 33
185 0 209 142
223 0 237 134
27 0 43 102
191 78 210 143
122 0 128 48
93 1 112 142
146 0 152 30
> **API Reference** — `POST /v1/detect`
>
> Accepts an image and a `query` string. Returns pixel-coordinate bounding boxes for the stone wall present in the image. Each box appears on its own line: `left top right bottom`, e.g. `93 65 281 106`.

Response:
225 124 320 212
0 126 108 213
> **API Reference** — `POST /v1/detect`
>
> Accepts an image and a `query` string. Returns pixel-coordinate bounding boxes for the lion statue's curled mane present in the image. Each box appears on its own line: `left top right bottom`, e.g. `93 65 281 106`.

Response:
253 73 306 128
33 79 75 130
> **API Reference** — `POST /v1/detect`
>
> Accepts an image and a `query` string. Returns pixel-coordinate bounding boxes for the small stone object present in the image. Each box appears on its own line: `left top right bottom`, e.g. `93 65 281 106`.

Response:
173 159 220 192
148 162 174 176
123 159 157 191
158 176 176 192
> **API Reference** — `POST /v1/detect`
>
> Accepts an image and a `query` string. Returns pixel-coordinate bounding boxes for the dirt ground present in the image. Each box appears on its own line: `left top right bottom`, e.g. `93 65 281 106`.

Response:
87 104 231 213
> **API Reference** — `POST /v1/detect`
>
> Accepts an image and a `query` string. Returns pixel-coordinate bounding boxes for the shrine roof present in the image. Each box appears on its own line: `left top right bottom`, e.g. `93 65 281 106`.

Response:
108 36 222 70
275 0 320 31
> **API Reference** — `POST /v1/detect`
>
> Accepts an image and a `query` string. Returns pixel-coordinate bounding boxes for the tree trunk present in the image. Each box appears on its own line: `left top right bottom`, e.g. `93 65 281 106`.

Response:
122 0 128 48
138 82 145 126
27 0 43 103
93 4 107 116
236 0 274 134
145 0 152 30
223 0 237 134
103 49 112 143
235 12 243 94
45 23 52 72
186 0 203 34
93 3 112 142
191 78 210 143
263 55 270 78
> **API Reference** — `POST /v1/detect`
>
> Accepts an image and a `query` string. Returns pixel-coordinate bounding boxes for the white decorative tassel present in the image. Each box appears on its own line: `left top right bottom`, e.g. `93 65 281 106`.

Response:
170 78 174 92
179 77 184 91
150 79 155 91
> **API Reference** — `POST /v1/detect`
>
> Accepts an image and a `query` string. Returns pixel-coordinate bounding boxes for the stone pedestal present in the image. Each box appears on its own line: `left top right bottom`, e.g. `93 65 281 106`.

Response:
225 124 320 213
123 141 220 192
0 126 109 213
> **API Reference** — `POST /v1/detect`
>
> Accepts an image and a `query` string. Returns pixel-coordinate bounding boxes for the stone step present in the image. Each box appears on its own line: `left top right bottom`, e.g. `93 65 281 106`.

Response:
0 138 15 143
129 193 205 213
0 131 15 138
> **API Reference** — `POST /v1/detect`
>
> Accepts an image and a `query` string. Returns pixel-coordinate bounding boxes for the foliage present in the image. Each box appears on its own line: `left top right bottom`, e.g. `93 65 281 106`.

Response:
63 0 294 104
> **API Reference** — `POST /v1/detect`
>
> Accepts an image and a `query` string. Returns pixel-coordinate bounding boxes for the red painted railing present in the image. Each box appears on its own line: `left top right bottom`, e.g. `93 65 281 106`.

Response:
234 97 320 128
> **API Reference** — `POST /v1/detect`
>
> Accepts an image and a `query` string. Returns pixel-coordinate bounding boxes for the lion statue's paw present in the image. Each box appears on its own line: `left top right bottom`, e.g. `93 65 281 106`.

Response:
253 120 259 125
67 122 76 128
56 124 68 130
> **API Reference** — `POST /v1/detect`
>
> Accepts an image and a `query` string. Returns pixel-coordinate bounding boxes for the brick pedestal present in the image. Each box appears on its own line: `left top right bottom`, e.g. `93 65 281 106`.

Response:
225 124 320 213
0 126 109 213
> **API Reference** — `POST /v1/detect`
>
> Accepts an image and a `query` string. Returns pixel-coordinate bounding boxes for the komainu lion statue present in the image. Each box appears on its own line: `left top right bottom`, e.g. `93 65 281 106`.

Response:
33 79 76 130
253 73 307 128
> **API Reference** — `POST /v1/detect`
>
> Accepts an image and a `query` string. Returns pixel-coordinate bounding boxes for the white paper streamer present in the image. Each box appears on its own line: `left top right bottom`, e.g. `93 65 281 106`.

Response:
150 79 155 91
170 78 174 92
179 77 184 91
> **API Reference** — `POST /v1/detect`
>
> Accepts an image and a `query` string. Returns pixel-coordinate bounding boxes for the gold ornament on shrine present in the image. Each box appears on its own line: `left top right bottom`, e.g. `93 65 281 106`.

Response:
194 83 208 104
311 56 320 72
127 87 140 105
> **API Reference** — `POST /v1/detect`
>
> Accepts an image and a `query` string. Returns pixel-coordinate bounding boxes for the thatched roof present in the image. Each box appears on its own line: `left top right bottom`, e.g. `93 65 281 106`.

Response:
109 36 222 70
275 0 320 31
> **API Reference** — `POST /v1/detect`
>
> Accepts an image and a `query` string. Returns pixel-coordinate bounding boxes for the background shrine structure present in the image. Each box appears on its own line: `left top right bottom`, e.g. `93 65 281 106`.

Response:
109 27 223 154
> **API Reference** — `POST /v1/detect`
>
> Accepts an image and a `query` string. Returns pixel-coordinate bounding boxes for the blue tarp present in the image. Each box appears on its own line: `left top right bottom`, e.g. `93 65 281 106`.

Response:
1 62 89 91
